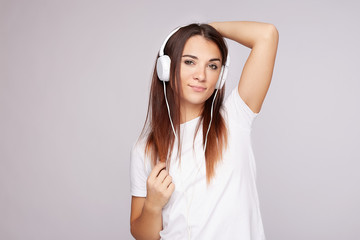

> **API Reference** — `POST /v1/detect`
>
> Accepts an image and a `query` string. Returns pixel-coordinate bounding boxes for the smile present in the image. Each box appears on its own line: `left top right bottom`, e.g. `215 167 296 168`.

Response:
189 85 206 92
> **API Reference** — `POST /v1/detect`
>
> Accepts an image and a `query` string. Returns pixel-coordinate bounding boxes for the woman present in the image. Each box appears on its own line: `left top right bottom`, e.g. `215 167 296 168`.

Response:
130 21 279 240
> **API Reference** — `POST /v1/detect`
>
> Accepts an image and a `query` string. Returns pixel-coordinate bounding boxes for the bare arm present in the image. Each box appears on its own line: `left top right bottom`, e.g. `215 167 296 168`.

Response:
130 162 175 240
210 21 279 113
130 196 162 240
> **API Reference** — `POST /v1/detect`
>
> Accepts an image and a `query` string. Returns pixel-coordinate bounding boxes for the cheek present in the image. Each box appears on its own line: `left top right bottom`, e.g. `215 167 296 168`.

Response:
180 67 192 80
179 71 191 88
208 71 220 86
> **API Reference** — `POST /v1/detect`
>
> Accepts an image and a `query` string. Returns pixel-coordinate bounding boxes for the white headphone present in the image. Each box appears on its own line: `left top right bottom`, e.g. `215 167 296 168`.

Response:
156 26 230 89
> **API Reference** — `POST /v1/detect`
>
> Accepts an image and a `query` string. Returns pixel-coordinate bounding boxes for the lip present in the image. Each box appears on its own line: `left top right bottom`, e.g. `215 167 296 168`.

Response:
189 85 206 92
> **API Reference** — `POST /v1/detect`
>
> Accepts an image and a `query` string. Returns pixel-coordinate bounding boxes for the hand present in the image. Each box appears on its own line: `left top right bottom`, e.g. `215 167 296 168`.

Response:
145 162 175 212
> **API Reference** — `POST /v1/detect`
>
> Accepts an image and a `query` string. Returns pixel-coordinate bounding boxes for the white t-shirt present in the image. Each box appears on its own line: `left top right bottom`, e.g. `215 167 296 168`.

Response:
130 88 265 240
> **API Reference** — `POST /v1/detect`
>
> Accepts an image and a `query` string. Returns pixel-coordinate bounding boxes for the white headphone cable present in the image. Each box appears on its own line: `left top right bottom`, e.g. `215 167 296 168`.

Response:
203 88 219 152
163 81 178 139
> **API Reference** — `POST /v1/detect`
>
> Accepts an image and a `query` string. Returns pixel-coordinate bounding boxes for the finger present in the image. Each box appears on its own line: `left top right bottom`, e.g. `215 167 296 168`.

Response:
148 161 166 181
166 182 175 195
156 168 169 183
162 175 173 188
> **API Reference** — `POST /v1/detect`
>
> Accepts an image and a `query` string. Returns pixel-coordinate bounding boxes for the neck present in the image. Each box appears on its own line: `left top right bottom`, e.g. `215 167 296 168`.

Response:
180 103 203 124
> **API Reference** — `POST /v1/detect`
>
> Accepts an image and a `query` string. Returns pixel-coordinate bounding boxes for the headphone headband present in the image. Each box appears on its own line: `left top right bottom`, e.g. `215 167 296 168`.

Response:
159 27 181 57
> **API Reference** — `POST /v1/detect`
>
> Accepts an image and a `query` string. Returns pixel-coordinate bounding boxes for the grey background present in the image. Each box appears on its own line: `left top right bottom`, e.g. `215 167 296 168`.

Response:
1 0 359 239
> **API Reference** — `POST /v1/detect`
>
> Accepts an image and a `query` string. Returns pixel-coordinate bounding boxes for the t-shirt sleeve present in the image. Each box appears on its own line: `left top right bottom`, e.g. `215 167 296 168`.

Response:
224 87 259 130
130 142 149 197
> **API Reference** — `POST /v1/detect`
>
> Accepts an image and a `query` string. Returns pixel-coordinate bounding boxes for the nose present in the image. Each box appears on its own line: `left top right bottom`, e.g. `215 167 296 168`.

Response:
194 65 206 81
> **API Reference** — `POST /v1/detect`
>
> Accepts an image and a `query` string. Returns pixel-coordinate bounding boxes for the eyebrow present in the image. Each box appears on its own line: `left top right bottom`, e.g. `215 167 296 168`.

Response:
182 54 221 62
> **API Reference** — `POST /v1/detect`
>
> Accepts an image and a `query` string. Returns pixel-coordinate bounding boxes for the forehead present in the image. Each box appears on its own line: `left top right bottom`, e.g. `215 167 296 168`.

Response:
182 35 221 59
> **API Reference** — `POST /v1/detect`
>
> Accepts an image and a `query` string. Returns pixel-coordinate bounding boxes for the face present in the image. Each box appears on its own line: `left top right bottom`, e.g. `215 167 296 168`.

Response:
178 35 222 114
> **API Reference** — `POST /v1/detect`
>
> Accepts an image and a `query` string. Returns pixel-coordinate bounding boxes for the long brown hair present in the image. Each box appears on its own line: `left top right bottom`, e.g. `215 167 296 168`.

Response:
140 23 228 183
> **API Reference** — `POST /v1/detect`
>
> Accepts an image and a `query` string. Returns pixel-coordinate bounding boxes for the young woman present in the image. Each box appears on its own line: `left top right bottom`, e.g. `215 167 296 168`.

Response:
130 21 279 240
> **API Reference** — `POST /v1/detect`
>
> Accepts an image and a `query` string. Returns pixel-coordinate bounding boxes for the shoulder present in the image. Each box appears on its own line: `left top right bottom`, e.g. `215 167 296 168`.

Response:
131 136 147 158
130 136 152 172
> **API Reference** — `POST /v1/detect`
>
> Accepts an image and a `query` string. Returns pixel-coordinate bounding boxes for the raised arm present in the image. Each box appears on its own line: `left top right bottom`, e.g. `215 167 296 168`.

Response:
210 21 279 113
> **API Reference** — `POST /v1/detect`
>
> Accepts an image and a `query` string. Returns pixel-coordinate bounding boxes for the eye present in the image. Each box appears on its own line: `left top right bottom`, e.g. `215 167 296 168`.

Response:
184 60 194 65
209 64 218 70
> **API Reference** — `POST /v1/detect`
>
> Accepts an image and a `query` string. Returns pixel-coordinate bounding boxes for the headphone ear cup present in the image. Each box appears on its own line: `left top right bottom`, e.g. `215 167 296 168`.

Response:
221 65 229 87
156 55 171 81
215 65 228 89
